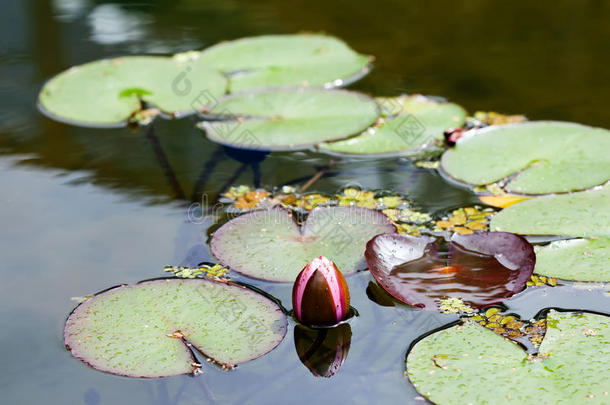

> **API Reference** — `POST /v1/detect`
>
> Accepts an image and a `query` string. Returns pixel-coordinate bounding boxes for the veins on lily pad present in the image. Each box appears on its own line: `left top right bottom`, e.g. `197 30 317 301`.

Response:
64 279 287 377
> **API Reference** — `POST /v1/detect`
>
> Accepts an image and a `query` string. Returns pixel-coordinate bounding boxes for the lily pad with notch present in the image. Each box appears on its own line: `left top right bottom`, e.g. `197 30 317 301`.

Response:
38 55 228 126
365 232 535 311
210 206 396 282
199 87 380 151
64 279 287 377
406 310 610 404
319 95 466 156
441 121 610 194
197 34 372 92
490 184 610 237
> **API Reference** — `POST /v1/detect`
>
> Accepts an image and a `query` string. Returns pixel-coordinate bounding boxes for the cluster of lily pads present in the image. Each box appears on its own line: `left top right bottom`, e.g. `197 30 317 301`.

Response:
50 33 610 403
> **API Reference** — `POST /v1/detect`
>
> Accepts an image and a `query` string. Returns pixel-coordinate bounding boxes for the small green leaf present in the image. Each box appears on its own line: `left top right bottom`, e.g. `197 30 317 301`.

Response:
119 87 153 99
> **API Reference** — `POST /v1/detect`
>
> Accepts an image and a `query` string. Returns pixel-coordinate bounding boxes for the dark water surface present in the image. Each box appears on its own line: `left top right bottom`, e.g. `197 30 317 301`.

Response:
1 1 609 404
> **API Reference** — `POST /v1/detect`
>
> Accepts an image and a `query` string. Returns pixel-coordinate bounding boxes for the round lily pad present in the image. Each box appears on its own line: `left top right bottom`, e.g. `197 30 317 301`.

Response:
197 34 372 92
199 88 380 151
319 95 466 156
210 206 396 282
365 232 535 310
39 55 228 126
64 279 287 377
441 121 610 194
490 184 610 237
406 310 610 404
534 237 610 282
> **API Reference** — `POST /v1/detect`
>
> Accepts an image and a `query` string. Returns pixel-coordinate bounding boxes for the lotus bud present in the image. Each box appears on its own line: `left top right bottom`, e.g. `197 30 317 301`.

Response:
292 256 350 326
294 323 351 378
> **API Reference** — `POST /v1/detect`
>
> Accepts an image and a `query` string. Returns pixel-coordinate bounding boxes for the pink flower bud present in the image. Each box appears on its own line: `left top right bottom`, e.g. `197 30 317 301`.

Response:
292 256 350 326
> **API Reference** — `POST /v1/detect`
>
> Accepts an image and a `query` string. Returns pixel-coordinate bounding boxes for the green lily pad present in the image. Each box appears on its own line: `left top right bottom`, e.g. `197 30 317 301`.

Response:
64 279 287 377
407 310 610 404
490 185 610 237
441 121 610 194
39 55 227 126
319 95 466 156
197 34 371 92
210 206 396 282
534 237 610 282
199 88 380 150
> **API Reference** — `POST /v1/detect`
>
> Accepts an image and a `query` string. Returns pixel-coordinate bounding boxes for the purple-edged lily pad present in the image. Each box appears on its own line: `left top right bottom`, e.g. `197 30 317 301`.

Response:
64 279 287 377
211 206 396 282
364 232 535 310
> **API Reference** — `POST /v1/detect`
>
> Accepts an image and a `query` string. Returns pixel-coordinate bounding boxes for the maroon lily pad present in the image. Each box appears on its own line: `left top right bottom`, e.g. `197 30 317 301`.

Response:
364 232 535 310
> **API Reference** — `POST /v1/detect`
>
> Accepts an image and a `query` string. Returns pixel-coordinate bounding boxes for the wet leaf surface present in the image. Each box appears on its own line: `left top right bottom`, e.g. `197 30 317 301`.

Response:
319 95 466 156
198 34 371 92
64 279 287 377
211 206 396 282
38 55 227 126
365 232 535 310
534 237 610 282
490 184 610 237
200 88 380 150
406 310 610 404
441 121 610 194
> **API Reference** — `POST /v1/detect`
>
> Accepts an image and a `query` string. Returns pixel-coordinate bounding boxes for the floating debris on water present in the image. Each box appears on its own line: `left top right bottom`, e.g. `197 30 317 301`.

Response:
220 184 436 236
470 307 547 346
526 275 558 287
439 297 475 314
434 206 496 234
467 111 527 127
164 264 229 279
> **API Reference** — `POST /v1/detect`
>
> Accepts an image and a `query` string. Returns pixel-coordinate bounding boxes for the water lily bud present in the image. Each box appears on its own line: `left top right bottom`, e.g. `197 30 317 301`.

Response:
292 256 350 326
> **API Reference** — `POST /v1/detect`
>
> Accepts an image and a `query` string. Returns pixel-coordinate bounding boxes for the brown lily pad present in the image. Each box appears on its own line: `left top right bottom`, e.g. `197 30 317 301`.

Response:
364 232 535 310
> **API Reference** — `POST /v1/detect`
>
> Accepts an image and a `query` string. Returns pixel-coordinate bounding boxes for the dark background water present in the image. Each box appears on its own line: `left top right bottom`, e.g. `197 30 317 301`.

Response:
1 1 609 404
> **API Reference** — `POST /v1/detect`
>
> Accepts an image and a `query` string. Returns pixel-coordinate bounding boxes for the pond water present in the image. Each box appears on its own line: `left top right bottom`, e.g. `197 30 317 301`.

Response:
1 1 609 404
